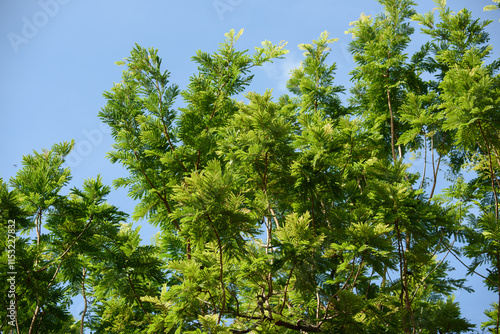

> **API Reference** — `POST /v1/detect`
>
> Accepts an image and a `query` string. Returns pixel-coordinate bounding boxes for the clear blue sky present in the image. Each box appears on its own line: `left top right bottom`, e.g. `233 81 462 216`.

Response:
1 0 499 331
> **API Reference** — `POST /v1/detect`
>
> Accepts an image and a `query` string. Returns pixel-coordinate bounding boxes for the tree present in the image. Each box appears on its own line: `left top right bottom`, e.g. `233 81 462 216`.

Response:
0 142 131 333
413 1 500 331
3 0 499 332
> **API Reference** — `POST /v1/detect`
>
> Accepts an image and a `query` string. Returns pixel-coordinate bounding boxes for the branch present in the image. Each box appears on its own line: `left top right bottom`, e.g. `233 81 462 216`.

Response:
132 150 181 231
81 267 87 334
35 215 95 273
411 235 455 303
417 132 427 199
207 215 226 325
127 271 152 324
274 319 322 332
279 261 295 314
387 89 396 161
444 242 497 287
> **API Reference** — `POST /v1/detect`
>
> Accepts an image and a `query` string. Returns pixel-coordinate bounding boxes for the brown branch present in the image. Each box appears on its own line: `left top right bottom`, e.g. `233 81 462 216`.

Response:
321 257 358 323
132 150 180 231
35 208 42 248
28 256 66 333
28 304 40 334
36 215 95 273
417 132 427 199
491 146 500 182
46 260 63 291
279 261 295 315
387 89 397 162
394 221 412 333
352 254 366 289
81 267 87 334
316 290 321 320
428 137 442 201
478 120 499 219
274 319 322 332
127 271 152 324
207 217 226 325
233 312 263 320
444 242 497 286
411 236 455 303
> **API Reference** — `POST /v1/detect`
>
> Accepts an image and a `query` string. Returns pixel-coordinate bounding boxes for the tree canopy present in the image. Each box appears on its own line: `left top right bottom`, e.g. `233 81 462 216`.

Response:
2 0 500 333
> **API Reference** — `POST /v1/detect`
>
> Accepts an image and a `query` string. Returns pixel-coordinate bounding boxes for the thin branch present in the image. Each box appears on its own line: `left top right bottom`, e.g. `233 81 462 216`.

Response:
387 89 397 162
478 120 499 219
127 271 152 324
208 218 226 325
131 150 183 234
411 236 455 303
444 243 497 286
274 319 322 332
154 72 188 174
429 136 441 201
81 267 87 334
279 261 296 315
417 132 427 199
36 215 95 273
28 305 40 334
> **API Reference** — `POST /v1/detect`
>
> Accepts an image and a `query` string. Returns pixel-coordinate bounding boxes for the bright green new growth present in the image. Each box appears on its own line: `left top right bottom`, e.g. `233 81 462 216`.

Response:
484 0 500 22
1 2 499 333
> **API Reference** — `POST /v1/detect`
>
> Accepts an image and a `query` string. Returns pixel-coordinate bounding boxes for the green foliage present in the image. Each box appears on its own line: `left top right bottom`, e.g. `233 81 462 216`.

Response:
417 296 474 333
348 0 419 161
3 1 500 332
287 31 345 119
483 302 500 333
0 142 133 334
484 0 500 22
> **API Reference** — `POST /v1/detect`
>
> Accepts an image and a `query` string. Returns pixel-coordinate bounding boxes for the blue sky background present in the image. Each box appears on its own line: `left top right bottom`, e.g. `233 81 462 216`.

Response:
1 0 499 331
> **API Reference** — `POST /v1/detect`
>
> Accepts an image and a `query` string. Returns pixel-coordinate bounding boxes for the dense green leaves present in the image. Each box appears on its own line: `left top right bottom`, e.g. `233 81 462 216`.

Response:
2 1 500 332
